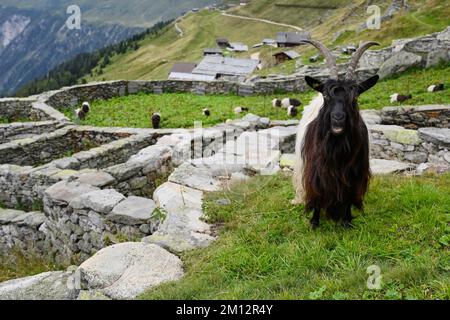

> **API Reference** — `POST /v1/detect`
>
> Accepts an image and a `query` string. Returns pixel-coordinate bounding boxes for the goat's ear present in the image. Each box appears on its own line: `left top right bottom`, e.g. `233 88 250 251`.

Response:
305 76 324 92
358 75 379 94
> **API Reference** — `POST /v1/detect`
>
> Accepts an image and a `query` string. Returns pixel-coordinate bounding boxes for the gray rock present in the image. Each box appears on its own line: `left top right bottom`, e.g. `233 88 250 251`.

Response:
11 212 45 228
144 182 214 253
108 196 157 225
378 51 422 79
418 128 450 148
74 171 116 187
53 157 80 170
0 271 79 300
45 181 100 204
216 198 231 206
0 208 24 224
404 152 428 164
70 189 125 214
105 162 143 182
78 242 183 300
168 163 222 192
370 159 413 175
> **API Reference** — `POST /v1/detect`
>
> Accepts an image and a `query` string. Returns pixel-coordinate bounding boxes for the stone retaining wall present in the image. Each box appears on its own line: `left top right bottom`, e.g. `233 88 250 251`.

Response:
0 209 46 254
0 98 36 121
381 105 450 129
0 126 133 167
0 121 67 143
43 182 162 263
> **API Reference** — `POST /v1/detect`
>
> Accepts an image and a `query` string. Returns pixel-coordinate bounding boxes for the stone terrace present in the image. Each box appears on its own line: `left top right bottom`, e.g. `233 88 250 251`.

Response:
0 80 449 299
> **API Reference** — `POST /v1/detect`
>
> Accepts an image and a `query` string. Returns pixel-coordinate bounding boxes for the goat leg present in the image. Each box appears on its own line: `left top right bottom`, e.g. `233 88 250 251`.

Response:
342 204 353 229
310 207 320 230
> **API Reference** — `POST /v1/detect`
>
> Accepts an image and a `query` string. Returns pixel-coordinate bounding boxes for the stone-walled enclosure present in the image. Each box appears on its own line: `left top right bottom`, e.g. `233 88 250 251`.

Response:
0 29 449 298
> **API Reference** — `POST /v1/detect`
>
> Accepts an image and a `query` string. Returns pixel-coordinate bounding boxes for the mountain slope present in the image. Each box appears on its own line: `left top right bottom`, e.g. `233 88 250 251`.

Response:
14 0 450 95
0 0 223 96
84 0 448 82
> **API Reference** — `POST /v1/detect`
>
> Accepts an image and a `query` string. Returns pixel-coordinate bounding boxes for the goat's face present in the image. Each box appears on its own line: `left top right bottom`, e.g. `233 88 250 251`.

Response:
305 75 379 136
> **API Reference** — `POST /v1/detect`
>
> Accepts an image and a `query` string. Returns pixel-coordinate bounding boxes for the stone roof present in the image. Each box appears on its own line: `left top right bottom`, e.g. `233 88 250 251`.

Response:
192 56 259 77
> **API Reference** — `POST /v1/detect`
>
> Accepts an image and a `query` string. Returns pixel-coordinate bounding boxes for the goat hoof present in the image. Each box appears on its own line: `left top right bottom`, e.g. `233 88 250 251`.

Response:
310 221 319 230
342 221 353 229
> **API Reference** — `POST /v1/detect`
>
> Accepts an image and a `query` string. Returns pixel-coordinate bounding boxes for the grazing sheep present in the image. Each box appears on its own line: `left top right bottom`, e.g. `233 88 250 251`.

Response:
272 99 282 107
427 84 444 92
234 107 249 114
81 102 90 114
287 105 298 117
151 112 161 129
281 98 301 108
293 39 379 229
203 108 211 116
75 108 86 120
390 93 412 103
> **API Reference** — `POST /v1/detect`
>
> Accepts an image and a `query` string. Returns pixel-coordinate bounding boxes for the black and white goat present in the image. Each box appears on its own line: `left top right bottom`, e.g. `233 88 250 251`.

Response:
81 101 90 114
272 99 282 108
390 93 412 103
281 98 301 108
287 105 298 117
75 108 86 120
151 112 161 129
292 40 379 229
234 107 249 114
427 84 444 92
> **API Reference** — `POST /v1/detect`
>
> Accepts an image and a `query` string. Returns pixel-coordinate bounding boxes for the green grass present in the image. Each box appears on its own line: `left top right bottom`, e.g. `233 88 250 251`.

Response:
141 173 450 300
359 63 450 109
63 92 315 129
66 63 449 129
0 250 62 283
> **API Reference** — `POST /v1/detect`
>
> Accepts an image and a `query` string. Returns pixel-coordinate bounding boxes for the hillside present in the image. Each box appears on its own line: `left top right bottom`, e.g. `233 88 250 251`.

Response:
83 0 449 83
0 0 222 96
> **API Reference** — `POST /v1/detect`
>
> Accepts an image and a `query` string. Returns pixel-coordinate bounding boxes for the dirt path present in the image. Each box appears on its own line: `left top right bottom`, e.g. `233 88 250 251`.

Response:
220 11 303 32
175 21 184 37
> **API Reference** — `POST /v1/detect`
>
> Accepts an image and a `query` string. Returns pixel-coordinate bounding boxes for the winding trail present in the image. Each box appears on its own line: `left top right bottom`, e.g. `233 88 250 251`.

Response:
220 11 303 32
174 21 184 37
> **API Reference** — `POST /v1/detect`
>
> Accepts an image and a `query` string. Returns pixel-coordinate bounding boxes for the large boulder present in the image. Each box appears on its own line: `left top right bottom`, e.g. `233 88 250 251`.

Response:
78 242 183 300
378 51 422 79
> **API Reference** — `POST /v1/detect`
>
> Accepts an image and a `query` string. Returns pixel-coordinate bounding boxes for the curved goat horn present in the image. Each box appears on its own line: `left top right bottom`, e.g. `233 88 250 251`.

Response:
300 39 338 80
345 41 380 80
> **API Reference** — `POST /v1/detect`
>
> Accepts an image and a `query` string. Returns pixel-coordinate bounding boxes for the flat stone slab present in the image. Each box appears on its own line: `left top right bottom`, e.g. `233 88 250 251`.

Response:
78 242 183 300
70 189 125 214
361 109 381 125
168 163 223 192
107 196 157 225
369 124 421 145
11 212 45 227
418 128 450 148
370 159 414 175
0 208 24 224
74 171 116 187
0 271 79 300
144 182 214 253
45 181 100 204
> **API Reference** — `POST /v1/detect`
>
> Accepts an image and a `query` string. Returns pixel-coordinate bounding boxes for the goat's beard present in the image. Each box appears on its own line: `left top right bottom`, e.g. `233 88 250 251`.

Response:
301 111 370 216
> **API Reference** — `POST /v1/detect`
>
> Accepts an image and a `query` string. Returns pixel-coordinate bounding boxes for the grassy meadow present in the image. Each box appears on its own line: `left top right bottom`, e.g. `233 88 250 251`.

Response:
65 63 449 129
141 173 450 300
